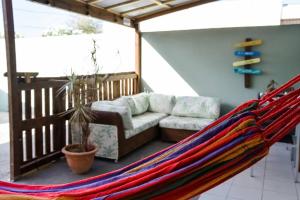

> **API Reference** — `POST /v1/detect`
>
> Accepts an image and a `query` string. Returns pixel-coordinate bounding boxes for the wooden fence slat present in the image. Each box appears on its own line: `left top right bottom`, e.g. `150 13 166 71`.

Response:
17 90 24 165
86 82 92 103
103 81 108 100
25 129 32 161
113 80 120 99
25 90 31 119
44 88 50 116
34 88 43 158
121 79 125 96
96 83 100 101
125 79 129 96
52 87 60 151
129 79 133 95
80 83 86 105
45 124 51 154
108 81 112 100
133 78 137 94
53 87 66 150
60 119 66 148
67 87 72 109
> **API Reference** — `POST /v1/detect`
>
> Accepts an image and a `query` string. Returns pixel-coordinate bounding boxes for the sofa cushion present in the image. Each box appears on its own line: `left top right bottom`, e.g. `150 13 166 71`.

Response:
148 93 175 114
125 112 167 139
122 93 149 115
114 97 135 113
91 103 134 130
159 115 214 131
172 96 220 119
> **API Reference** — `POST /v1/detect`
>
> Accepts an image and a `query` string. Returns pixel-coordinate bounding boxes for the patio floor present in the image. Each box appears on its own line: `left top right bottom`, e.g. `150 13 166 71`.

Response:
0 112 299 200
0 112 9 182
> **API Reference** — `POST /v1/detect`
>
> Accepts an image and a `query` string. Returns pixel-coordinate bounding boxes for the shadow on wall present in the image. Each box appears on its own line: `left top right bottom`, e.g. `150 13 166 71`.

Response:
0 89 8 112
141 79 153 93
141 34 237 115
142 76 234 115
141 26 300 115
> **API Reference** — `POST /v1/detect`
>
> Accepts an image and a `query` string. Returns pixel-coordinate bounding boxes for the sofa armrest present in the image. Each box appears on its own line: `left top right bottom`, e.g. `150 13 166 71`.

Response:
90 110 126 143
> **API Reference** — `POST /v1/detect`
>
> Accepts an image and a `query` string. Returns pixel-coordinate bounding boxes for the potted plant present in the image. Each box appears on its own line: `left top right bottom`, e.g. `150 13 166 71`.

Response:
59 39 102 174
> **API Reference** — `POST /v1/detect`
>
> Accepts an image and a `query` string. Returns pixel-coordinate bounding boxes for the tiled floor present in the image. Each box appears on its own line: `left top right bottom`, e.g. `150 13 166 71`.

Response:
198 143 299 200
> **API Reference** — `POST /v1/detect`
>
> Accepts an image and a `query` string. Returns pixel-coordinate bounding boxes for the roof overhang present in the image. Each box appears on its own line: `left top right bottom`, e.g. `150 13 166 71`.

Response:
29 0 216 28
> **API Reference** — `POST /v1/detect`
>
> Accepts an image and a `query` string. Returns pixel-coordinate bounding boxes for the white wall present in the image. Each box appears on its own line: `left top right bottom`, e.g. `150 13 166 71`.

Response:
0 27 135 111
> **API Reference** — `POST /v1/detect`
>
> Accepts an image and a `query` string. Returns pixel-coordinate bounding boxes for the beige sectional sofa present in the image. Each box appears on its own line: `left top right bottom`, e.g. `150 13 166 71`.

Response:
87 93 220 161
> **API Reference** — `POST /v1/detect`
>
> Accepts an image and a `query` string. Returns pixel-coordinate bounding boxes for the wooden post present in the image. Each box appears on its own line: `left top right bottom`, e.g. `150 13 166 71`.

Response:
135 23 141 93
244 38 252 88
2 0 22 180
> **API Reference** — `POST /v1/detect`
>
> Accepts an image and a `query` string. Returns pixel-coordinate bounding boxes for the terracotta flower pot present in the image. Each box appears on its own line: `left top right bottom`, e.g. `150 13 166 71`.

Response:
62 144 97 174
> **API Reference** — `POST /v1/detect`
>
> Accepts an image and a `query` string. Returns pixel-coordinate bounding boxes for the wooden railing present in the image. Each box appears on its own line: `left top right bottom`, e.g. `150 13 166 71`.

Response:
12 71 138 179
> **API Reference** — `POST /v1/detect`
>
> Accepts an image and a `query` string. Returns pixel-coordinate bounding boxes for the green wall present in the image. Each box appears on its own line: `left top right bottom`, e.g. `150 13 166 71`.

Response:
142 25 300 114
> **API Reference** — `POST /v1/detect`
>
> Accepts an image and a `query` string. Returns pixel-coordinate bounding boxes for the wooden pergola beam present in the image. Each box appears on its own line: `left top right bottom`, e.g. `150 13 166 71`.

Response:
134 23 141 93
2 0 22 181
29 0 135 28
136 0 215 22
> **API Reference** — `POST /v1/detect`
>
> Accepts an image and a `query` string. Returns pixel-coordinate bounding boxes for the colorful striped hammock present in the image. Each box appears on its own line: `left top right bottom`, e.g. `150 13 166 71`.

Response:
0 74 299 200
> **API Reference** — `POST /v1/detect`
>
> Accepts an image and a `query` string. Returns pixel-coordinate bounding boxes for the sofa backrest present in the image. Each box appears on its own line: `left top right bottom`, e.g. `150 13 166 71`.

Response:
148 93 176 114
120 93 149 115
172 96 220 119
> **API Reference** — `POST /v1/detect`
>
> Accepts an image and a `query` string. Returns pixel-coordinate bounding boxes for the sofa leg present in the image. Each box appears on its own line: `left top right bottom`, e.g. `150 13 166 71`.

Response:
114 159 118 163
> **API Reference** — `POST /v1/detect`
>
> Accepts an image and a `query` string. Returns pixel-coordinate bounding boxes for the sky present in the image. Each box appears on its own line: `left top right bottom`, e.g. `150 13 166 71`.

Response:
0 0 300 36
0 0 97 37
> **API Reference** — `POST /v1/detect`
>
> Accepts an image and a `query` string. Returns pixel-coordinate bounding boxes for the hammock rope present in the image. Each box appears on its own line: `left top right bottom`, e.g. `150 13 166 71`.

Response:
0 74 299 200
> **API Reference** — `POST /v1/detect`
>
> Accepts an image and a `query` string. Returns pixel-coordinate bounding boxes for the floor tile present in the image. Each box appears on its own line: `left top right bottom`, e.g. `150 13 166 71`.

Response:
265 168 295 182
227 185 262 200
232 173 263 189
266 161 294 171
199 193 227 200
262 190 297 200
266 154 291 164
264 179 297 195
206 182 231 196
294 182 300 197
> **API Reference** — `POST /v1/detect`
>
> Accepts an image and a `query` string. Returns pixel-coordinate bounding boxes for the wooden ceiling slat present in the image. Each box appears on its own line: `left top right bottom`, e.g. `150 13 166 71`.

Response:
121 0 175 16
30 0 135 27
84 0 104 3
151 0 171 8
135 0 215 22
105 0 144 10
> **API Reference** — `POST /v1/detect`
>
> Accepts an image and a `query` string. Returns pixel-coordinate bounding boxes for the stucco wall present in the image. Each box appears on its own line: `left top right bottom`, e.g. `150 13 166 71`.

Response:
142 25 300 114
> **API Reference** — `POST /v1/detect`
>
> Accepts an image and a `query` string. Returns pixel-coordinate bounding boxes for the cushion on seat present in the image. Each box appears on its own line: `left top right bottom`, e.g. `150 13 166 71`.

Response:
159 115 214 131
91 103 134 130
125 112 167 139
121 93 149 115
172 96 220 119
148 93 176 114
